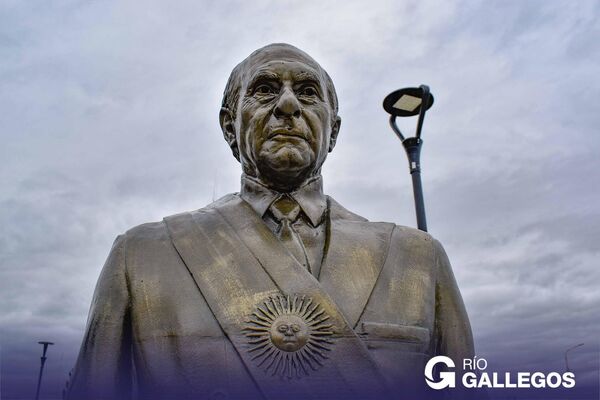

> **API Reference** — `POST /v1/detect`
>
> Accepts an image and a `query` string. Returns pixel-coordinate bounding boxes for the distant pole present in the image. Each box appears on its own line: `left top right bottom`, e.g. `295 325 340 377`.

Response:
35 341 54 400
565 343 584 372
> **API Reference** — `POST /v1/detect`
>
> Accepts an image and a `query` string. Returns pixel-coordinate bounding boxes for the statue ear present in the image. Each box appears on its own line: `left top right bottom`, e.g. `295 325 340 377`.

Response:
328 116 341 152
219 107 240 162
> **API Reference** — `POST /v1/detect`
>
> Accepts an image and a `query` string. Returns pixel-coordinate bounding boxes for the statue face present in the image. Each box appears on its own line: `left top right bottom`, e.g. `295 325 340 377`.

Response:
232 57 340 191
269 314 309 352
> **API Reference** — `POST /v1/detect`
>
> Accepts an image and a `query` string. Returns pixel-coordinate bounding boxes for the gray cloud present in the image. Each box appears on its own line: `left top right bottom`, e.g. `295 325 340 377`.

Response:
1 0 598 398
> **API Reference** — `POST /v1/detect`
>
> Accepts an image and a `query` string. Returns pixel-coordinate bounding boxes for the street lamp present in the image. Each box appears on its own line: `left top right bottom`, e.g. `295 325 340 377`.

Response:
35 341 54 400
564 343 584 372
383 85 434 232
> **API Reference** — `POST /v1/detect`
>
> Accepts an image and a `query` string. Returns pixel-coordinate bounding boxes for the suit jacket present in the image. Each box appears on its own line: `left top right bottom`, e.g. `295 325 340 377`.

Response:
67 194 473 400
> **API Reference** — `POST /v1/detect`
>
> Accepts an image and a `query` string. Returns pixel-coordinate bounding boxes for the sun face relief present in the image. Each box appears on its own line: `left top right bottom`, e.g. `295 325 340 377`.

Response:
270 314 309 352
244 295 334 379
236 59 336 190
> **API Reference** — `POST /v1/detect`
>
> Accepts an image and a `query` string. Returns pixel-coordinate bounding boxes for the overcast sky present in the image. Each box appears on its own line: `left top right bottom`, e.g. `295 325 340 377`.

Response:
1 0 598 398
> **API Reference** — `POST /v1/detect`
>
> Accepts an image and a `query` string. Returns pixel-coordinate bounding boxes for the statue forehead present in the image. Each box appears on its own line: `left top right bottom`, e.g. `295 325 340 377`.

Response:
239 45 324 84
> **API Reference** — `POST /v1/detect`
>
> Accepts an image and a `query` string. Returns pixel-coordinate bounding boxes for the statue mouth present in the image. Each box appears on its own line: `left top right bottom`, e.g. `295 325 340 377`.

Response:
268 128 308 140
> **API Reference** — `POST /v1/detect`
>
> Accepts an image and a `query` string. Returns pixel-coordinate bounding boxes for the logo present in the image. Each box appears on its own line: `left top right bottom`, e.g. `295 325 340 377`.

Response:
424 356 577 391
424 356 456 389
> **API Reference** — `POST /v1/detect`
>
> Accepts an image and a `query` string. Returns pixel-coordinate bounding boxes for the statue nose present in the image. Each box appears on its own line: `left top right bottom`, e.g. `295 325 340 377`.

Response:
273 88 301 119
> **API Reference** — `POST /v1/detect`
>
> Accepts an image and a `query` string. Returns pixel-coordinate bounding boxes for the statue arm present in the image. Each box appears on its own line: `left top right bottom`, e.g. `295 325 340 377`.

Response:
433 239 474 363
67 234 133 400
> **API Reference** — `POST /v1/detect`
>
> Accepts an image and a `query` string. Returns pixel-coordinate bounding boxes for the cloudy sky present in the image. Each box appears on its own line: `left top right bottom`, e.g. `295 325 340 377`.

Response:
1 0 598 398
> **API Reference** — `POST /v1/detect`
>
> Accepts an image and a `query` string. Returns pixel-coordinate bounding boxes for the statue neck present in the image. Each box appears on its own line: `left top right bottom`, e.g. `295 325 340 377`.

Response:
239 174 327 227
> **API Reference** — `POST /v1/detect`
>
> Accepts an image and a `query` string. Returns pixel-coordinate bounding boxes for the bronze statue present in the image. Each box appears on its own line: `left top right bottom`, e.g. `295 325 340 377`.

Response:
67 43 473 400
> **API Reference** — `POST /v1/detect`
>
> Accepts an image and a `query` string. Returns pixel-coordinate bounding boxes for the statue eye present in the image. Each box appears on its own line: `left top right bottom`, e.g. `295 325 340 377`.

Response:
292 324 301 332
255 84 275 95
299 86 317 96
277 325 288 332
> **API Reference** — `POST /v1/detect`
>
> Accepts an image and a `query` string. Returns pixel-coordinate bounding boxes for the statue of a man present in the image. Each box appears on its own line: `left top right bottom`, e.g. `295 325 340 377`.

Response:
67 43 473 400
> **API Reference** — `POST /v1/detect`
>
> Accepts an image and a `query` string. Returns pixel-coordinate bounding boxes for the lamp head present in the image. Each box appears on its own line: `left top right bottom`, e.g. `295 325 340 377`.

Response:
383 86 434 117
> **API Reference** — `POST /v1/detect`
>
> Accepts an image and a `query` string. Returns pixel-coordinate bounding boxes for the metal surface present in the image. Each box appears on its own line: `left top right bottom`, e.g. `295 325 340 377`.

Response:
35 341 54 400
67 44 473 400
384 85 432 231
565 343 584 372
383 86 434 118
403 137 427 231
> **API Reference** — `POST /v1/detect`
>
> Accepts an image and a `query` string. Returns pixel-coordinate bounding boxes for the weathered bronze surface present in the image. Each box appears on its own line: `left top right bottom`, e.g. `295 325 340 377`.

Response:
245 294 334 378
67 43 474 400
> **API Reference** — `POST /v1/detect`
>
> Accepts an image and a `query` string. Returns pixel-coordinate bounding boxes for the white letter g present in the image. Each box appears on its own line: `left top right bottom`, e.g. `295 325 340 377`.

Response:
424 356 456 390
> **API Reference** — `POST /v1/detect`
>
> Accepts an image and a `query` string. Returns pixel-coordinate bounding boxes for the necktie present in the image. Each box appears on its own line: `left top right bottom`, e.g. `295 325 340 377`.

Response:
269 196 311 272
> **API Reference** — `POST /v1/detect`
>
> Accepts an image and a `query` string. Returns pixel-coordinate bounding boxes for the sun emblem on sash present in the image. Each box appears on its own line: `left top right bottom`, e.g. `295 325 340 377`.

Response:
244 294 334 379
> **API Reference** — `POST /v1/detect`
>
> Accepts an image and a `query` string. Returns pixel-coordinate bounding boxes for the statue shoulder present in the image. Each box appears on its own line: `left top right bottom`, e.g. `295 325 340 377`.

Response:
389 224 436 247
386 224 453 280
123 220 169 242
122 193 239 243
327 196 439 245
327 197 445 267
327 196 369 222
389 224 446 258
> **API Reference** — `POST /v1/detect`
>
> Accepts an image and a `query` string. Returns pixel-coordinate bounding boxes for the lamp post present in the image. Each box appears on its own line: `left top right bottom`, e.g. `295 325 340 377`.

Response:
564 343 584 372
35 341 54 400
383 85 434 232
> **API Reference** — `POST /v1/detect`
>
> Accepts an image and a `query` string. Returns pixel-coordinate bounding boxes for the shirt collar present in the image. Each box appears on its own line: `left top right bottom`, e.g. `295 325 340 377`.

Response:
240 174 327 226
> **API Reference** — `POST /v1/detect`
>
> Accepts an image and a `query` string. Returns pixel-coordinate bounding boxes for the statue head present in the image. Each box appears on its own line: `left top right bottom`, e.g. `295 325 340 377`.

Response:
220 43 341 192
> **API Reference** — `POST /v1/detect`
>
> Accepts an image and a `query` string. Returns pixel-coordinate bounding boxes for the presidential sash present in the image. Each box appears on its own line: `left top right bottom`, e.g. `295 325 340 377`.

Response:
164 195 394 399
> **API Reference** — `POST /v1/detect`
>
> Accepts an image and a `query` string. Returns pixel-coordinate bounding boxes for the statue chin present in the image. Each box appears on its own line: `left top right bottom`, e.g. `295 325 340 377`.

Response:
255 146 315 190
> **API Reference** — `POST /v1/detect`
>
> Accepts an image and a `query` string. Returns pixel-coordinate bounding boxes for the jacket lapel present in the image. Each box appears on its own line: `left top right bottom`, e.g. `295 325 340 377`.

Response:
220 193 396 330
318 198 395 328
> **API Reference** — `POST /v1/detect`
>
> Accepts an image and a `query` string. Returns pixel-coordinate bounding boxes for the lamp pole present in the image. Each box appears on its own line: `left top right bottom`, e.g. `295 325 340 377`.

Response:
383 85 433 232
564 343 584 372
35 341 54 400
